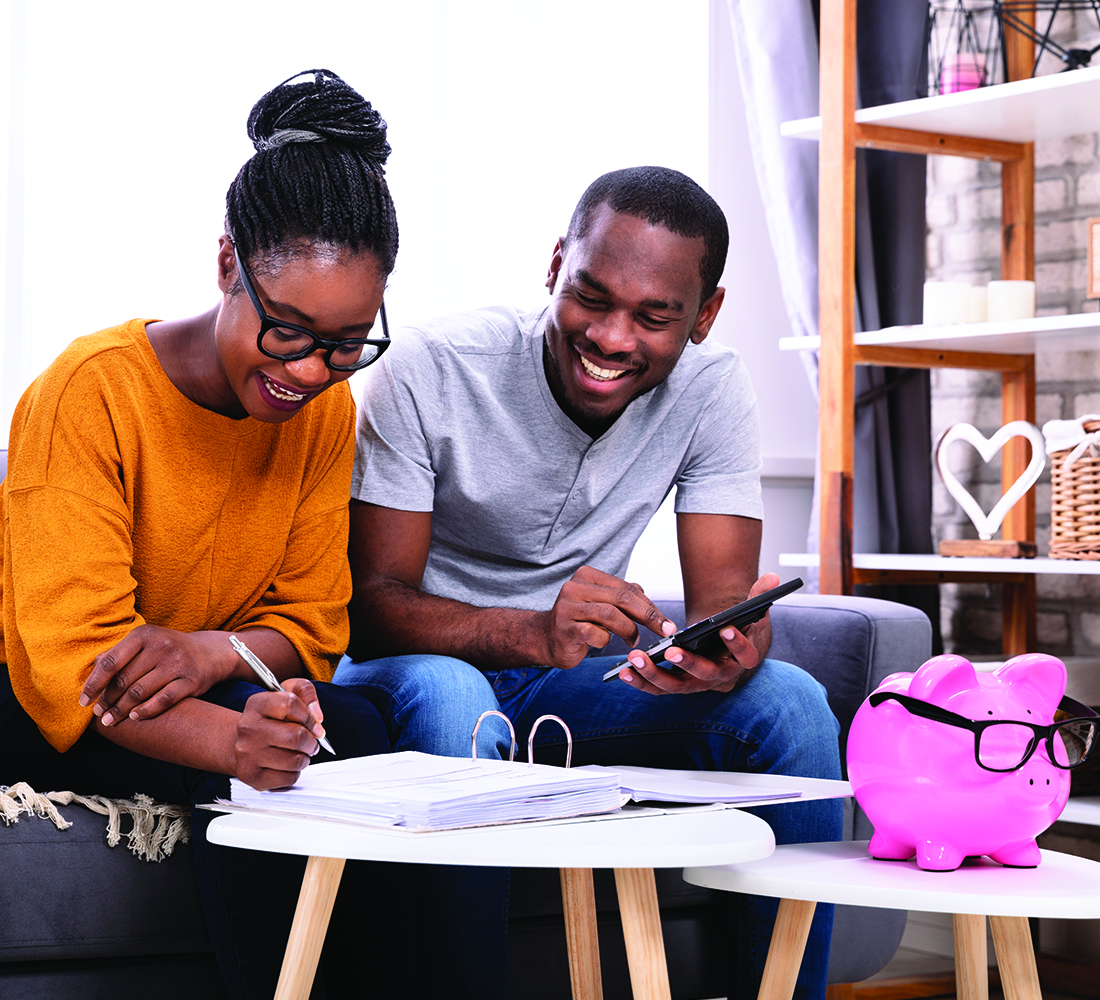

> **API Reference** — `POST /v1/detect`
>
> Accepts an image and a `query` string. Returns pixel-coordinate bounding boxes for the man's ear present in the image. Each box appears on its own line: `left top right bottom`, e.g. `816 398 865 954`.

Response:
217 235 238 294
545 238 566 293
689 286 725 345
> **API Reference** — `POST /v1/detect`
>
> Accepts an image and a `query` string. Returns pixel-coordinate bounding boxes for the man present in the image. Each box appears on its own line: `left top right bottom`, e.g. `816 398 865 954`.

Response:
337 167 842 999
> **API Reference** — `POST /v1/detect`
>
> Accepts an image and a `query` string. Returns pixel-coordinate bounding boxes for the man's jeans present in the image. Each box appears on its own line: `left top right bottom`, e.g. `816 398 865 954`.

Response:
334 653 844 1000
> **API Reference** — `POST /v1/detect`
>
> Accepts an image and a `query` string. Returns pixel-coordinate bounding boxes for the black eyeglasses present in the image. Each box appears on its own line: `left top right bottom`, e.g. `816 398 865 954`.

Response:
869 690 1100 773
234 249 390 372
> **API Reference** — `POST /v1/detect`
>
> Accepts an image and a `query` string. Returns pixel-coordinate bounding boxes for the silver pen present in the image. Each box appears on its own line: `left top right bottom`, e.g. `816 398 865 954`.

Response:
229 634 335 755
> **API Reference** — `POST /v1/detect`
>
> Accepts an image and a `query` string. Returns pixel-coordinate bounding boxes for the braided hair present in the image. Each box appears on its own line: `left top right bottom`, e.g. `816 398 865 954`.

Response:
225 69 398 274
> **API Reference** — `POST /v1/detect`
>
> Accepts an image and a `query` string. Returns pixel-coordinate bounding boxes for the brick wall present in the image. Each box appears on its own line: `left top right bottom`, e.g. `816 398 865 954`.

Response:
926 11 1100 656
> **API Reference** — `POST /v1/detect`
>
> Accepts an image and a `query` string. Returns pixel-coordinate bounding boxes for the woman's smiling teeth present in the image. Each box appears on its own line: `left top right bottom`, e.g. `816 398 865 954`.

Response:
261 373 307 402
579 354 629 381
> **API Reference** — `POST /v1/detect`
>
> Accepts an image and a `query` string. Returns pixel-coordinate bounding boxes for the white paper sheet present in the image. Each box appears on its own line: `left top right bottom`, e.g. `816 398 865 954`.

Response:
575 764 801 804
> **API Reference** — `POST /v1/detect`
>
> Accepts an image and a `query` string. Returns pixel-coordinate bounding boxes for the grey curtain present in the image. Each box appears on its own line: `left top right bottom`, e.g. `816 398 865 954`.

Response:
728 0 942 650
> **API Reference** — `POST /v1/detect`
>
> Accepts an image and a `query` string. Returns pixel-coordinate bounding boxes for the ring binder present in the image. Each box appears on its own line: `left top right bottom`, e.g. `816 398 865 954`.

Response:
527 715 573 769
472 710 517 761
470 711 574 769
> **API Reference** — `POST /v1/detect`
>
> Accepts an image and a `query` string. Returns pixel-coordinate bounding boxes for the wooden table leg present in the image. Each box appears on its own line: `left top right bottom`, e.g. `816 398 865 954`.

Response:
273 855 347 1000
613 867 672 1000
560 867 603 1000
758 898 817 1000
990 914 1042 1000
953 913 989 1000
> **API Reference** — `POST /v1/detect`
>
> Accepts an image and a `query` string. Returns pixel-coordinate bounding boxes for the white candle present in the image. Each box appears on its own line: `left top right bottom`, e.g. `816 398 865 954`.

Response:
966 284 988 323
923 281 970 326
986 280 1036 321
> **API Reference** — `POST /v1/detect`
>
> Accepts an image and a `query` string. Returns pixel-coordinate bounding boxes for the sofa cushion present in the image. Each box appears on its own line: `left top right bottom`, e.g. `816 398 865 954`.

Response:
0 806 212 962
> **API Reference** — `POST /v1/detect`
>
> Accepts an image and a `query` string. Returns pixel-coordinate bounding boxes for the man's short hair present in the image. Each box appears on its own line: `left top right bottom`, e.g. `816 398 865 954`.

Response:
564 166 729 304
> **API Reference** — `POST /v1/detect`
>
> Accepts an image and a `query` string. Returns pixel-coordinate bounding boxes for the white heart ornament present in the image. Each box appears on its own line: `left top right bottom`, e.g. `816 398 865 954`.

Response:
934 421 1046 540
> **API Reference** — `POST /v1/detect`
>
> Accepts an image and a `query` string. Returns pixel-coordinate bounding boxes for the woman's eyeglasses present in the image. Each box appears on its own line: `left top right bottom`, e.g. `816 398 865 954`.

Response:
868 690 1100 773
234 249 390 372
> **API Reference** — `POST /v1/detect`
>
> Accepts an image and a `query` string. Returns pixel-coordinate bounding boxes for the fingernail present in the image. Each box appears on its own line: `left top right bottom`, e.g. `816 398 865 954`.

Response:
628 655 644 668
93 704 104 717
129 711 140 721
101 712 114 726
78 694 90 707
721 628 735 641
662 620 676 636
310 703 324 723
667 651 682 664
622 672 634 683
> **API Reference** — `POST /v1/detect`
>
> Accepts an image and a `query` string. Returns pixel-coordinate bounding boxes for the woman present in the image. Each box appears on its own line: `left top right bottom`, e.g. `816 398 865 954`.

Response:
0 69 398 999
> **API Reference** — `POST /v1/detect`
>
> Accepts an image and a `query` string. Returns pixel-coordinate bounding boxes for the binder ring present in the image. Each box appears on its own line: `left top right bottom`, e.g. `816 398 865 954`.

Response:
527 714 573 769
472 710 517 762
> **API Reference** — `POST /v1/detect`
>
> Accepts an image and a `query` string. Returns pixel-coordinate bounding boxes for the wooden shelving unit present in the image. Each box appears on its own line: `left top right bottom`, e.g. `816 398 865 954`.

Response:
790 20 1100 994
785 0 1091 656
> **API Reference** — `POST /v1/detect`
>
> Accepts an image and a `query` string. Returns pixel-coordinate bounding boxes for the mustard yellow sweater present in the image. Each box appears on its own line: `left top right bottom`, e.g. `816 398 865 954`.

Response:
1 318 356 751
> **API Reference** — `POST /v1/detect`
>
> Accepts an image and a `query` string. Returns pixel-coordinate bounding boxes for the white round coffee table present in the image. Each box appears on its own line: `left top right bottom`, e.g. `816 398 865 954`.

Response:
209 805 776 1000
684 840 1100 1000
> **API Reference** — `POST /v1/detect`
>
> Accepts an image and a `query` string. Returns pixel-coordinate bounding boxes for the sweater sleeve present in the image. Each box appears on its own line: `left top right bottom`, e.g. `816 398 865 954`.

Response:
4 363 147 751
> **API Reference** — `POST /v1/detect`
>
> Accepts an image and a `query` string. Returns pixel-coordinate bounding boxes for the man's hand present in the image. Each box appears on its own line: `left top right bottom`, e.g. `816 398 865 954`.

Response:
610 572 779 695
538 565 677 669
233 678 327 790
80 626 241 726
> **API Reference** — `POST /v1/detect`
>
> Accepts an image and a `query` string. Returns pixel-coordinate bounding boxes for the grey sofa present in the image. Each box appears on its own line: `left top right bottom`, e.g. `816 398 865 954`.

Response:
1 581 932 999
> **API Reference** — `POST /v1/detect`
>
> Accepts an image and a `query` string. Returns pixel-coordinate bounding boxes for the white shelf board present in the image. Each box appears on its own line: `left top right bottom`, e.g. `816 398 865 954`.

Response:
781 66 1100 144
779 553 1100 575
1060 797 1100 827
779 312 1100 355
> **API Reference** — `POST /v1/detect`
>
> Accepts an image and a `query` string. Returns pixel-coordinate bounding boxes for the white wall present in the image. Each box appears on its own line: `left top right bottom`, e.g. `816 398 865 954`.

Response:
0 0 708 439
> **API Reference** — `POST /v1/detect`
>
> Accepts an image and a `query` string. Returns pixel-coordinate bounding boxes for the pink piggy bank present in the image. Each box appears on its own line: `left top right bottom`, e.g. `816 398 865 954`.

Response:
847 653 1070 871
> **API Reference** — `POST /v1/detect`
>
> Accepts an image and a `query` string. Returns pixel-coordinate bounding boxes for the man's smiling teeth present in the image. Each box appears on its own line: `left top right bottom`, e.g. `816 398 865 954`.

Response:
579 355 629 381
261 374 306 401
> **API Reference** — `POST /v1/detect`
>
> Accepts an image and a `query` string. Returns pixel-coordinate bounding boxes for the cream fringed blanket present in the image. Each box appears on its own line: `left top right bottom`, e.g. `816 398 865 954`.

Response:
0 782 191 862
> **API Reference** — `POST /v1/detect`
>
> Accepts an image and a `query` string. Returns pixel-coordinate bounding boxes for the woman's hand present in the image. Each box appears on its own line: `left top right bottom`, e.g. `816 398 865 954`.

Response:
80 625 240 726
233 678 327 790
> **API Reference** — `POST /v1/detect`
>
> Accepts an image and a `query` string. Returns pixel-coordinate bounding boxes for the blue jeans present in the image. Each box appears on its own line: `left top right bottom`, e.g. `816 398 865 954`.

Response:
334 653 844 1000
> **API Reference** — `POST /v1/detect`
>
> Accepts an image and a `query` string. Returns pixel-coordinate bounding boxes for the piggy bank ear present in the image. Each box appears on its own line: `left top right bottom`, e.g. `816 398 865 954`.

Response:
907 654 980 703
875 671 914 693
993 654 1067 716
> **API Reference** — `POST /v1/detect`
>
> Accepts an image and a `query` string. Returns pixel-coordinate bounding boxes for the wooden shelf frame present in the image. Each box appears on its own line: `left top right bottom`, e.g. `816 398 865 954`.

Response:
780 311 1100 356
815 0 1038 654
783 64 1100 145
780 553 1100 585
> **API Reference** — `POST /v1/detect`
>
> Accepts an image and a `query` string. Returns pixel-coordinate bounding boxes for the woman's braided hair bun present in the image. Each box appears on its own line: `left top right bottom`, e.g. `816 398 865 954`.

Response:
226 68 398 272
248 68 392 169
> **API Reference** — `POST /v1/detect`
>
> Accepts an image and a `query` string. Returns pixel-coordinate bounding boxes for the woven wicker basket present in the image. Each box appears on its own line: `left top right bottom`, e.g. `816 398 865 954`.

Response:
1050 419 1100 559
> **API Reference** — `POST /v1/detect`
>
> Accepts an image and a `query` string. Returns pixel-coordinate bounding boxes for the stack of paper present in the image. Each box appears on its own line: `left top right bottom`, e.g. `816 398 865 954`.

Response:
228 751 625 831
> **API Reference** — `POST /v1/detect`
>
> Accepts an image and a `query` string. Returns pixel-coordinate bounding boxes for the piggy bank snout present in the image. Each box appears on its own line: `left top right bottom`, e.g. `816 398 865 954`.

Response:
1014 751 1068 796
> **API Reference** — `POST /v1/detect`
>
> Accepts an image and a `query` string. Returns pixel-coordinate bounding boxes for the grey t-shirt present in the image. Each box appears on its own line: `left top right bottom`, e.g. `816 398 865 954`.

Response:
353 305 762 612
